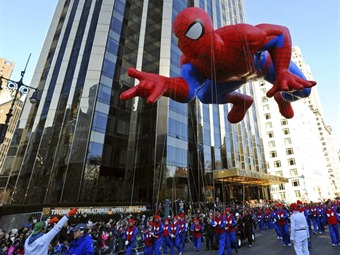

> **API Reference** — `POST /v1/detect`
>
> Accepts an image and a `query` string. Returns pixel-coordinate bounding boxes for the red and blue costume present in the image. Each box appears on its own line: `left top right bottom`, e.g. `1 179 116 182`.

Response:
211 210 226 255
122 219 138 255
276 205 291 246
256 210 264 232
270 207 282 240
170 216 181 254
120 7 316 123
224 209 237 255
178 214 187 253
152 215 164 255
310 203 319 234
143 221 154 255
264 209 271 231
317 204 326 233
162 219 174 255
190 218 204 252
324 203 340 246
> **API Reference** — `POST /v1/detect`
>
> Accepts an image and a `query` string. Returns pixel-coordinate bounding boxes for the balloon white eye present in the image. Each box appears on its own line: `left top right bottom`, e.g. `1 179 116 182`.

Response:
173 34 179 45
185 22 204 40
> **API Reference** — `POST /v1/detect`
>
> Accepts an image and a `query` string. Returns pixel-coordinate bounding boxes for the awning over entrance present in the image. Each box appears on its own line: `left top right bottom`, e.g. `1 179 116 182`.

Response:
213 168 288 186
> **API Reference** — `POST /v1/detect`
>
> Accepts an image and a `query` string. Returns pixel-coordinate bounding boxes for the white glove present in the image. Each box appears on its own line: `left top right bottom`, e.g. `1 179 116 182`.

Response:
212 223 217 227
125 240 129 246
171 234 175 238
225 227 229 230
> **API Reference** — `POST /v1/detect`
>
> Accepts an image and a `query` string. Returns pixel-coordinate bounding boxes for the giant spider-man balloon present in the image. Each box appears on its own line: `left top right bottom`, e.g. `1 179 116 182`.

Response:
120 7 316 123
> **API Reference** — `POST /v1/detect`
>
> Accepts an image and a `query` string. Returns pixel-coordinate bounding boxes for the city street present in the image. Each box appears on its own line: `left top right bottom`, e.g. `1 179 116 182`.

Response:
180 228 338 255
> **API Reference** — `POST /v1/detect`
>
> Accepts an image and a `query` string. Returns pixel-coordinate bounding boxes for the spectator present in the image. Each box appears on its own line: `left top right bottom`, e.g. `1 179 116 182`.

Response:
68 223 94 255
0 240 9 255
24 208 77 255
243 209 255 248
204 213 214 251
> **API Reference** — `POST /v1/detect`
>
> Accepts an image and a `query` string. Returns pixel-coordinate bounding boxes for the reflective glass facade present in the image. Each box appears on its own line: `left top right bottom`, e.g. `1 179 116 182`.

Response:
2 0 268 207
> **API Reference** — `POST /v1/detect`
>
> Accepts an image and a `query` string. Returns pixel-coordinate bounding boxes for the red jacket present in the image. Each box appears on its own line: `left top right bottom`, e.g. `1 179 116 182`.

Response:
277 210 288 226
125 225 137 241
163 224 170 236
310 206 317 217
171 221 179 235
324 207 339 225
190 223 203 238
144 229 154 247
212 214 225 234
225 214 236 233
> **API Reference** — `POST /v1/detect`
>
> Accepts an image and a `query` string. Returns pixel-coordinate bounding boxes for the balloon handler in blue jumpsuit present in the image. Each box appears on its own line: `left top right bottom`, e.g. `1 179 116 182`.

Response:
211 208 226 255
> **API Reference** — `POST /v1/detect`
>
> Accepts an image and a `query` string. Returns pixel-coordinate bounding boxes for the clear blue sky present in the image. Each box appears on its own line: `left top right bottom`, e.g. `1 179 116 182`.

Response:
1 0 339 150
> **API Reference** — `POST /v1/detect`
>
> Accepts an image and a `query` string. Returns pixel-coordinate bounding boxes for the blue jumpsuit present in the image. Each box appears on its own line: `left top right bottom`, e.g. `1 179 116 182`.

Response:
212 213 226 255
277 208 291 246
190 221 203 251
162 222 174 255
225 213 237 255
152 220 164 255
122 225 138 255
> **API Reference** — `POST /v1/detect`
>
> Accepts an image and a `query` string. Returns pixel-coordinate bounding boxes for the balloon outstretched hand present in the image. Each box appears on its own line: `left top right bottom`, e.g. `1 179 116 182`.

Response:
266 69 316 98
120 68 170 104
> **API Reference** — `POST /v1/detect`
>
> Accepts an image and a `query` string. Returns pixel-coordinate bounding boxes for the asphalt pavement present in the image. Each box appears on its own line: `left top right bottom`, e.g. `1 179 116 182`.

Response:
180 228 339 255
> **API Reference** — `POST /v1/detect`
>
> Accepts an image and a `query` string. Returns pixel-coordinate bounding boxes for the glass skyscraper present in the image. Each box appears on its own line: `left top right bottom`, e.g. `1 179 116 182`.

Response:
2 0 284 207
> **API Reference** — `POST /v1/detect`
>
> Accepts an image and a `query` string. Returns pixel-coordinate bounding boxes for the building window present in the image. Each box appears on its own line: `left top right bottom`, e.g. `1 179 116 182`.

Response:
267 131 274 138
281 119 288 125
268 141 276 148
276 171 283 177
263 104 269 111
286 148 294 155
288 158 296 166
270 151 277 158
262 96 268 103
295 190 301 197
274 160 281 168
290 168 298 176
265 113 271 120
283 128 290 135
265 122 272 129
284 138 292 145
279 184 285 190
292 180 300 187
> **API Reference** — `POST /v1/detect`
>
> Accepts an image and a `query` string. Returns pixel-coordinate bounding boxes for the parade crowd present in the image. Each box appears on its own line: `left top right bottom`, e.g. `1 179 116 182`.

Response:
0 199 339 255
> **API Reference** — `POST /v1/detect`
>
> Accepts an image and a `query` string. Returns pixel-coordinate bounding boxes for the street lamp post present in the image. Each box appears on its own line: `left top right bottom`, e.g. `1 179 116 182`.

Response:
0 54 39 144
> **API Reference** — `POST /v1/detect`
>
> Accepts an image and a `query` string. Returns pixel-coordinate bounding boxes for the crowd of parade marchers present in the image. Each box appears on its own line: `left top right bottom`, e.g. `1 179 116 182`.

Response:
0 198 339 254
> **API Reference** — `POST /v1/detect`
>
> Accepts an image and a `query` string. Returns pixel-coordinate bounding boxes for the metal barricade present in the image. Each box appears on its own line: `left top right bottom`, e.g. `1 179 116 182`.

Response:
0 210 43 231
